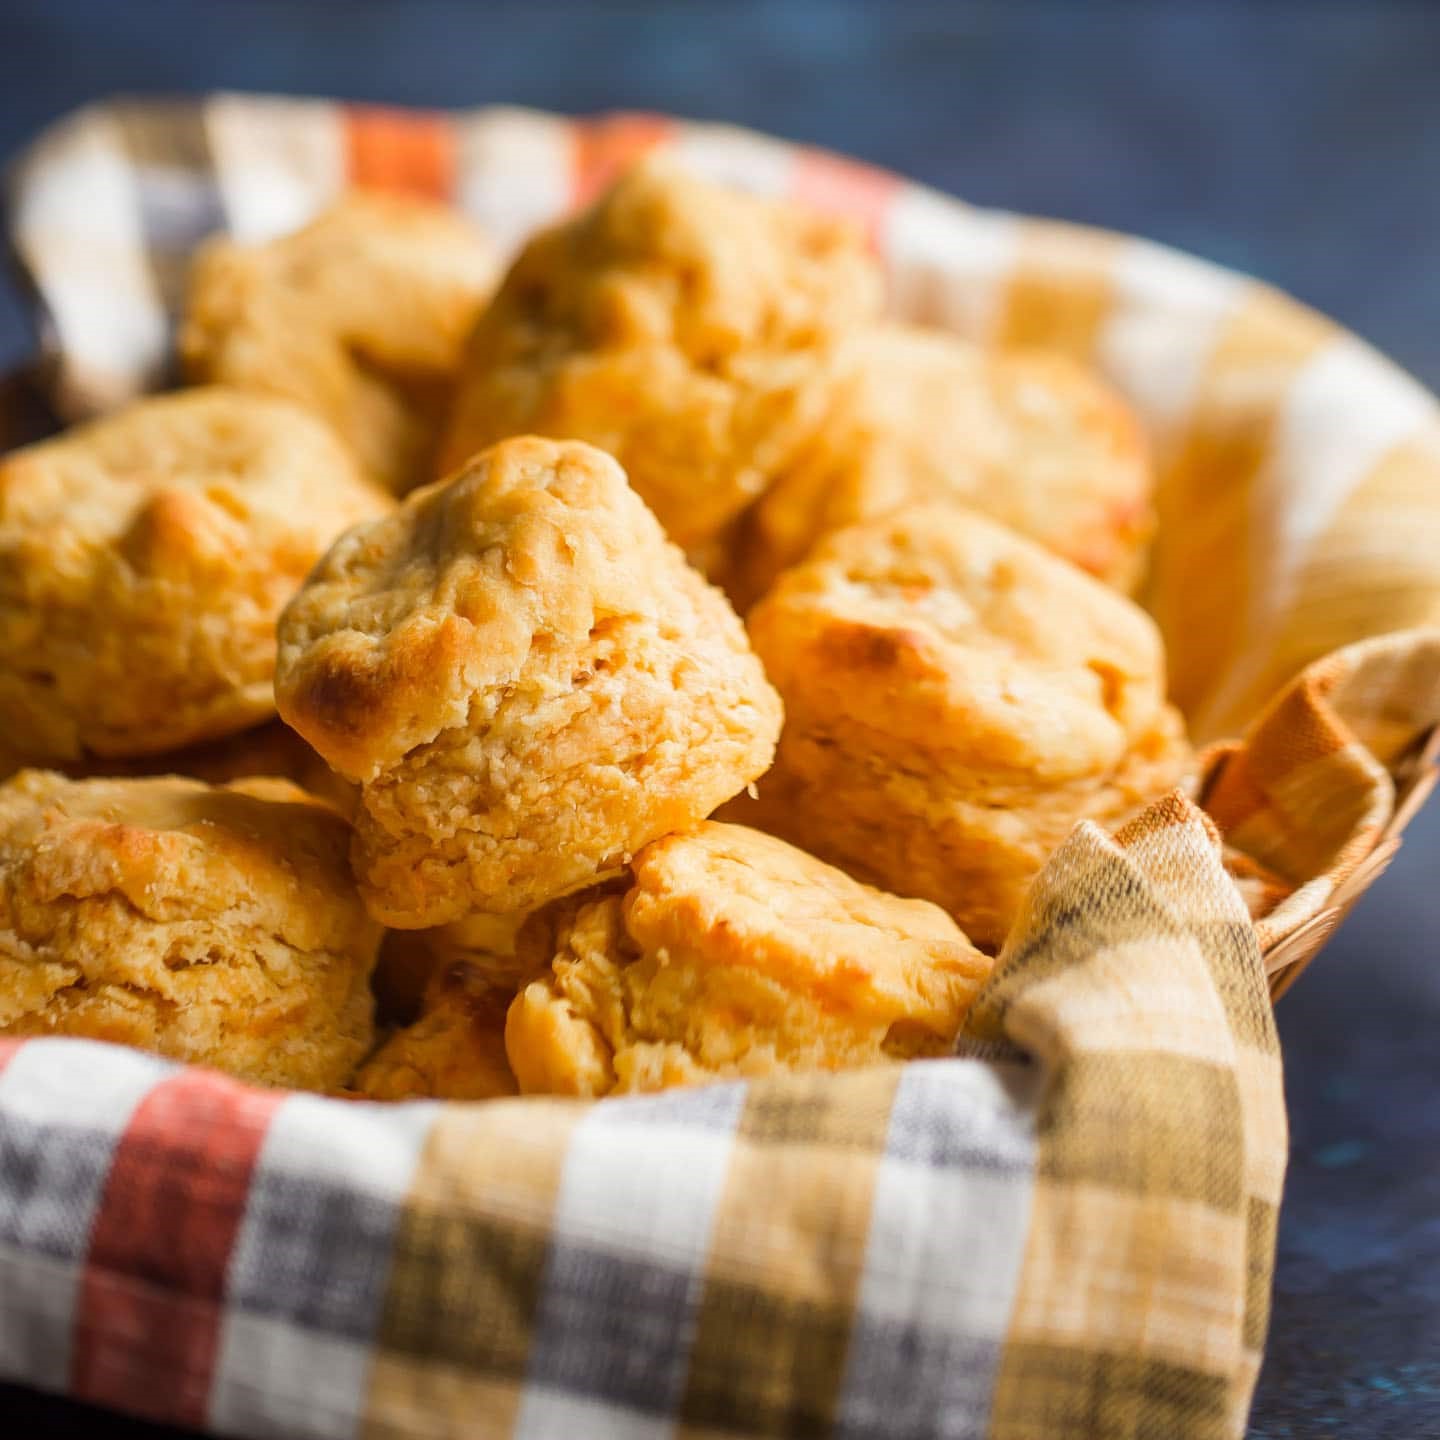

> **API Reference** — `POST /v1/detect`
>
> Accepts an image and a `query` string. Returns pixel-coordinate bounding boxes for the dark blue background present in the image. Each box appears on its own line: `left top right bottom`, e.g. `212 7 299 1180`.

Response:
0 3 1437 1436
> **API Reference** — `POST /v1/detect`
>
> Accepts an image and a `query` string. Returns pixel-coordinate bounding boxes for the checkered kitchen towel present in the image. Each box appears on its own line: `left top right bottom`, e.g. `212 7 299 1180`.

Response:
1 97 1438 1440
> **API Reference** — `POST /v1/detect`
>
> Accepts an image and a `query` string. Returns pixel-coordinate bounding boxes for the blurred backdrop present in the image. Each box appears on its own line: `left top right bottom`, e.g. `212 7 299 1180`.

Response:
1 3 1438 1437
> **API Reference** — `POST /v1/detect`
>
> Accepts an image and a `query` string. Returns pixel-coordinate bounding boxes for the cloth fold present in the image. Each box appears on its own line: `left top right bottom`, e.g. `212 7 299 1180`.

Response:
0 794 1277 1440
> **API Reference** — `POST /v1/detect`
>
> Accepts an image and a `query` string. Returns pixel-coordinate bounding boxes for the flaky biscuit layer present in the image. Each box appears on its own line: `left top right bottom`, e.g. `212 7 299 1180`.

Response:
356 961 518 1101
505 822 991 1096
277 436 782 928
371 911 530 1022
0 771 380 1089
741 505 1192 947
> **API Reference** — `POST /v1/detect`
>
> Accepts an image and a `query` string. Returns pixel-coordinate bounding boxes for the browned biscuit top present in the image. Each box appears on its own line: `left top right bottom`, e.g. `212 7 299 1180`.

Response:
0 387 392 762
736 326 1154 603
0 770 379 1090
440 160 883 548
749 502 1169 783
182 191 498 493
277 434 748 780
505 822 991 1096
0 770 369 952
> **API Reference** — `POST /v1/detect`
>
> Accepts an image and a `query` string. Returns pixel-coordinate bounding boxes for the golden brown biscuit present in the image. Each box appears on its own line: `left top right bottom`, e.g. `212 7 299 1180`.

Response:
440 160 882 551
355 961 518 1101
730 327 1154 606
0 771 380 1089
738 504 1192 949
505 822 991 1097
0 389 391 765
371 912 530 1023
181 193 498 494
276 435 783 929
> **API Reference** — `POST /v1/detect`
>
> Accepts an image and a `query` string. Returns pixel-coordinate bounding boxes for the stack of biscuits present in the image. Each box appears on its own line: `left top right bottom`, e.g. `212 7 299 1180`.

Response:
0 162 1191 1099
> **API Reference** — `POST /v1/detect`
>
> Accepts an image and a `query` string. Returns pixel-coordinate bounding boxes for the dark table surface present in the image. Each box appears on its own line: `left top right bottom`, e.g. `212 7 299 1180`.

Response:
1 3 1437 1436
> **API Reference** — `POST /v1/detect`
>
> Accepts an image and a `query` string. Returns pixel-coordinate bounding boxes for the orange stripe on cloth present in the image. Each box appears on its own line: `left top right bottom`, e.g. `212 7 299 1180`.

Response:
1148 288 1335 722
569 112 675 206
789 148 902 252
344 104 457 200
1203 648 1392 887
1238 430 1440 729
993 220 1124 359
69 1071 283 1427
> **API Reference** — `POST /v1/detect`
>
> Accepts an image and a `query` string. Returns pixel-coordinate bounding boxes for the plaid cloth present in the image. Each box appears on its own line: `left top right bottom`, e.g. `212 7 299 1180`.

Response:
0 96 1438 1439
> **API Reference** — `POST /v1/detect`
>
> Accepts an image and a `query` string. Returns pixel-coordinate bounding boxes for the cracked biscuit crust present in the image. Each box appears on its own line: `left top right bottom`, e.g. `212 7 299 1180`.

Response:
740 505 1191 948
276 436 782 928
505 822 991 1096
440 160 882 551
0 388 392 764
181 192 498 494
0 771 381 1089
732 326 1154 606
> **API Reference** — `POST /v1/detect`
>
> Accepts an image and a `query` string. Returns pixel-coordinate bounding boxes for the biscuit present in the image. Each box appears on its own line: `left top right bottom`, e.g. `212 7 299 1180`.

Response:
276 435 783 928
0 771 380 1089
0 388 392 764
738 504 1192 948
731 326 1153 606
181 192 498 494
505 822 991 1096
440 160 882 552
355 961 518 1101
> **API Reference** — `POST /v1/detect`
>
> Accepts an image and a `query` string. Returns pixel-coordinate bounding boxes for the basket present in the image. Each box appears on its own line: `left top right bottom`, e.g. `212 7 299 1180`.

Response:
0 98 1438 1440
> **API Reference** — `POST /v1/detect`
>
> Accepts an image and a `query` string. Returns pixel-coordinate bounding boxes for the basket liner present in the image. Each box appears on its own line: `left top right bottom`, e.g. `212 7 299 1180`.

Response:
0 98 1437 1440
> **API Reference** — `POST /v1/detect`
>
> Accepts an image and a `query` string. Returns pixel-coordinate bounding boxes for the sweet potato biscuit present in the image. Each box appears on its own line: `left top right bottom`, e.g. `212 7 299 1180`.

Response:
440 160 882 552
356 960 518 1101
731 326 1153 606
181 192 498 494
739 504 1192 948
0 388 391 765
505 822 991 1097
0 771 380 1089
275 435 783 929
